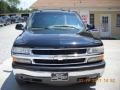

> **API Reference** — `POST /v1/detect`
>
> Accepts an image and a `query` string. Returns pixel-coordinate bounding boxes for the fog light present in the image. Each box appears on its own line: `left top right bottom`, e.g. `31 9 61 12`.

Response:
13 57 32 64
87 55 104 62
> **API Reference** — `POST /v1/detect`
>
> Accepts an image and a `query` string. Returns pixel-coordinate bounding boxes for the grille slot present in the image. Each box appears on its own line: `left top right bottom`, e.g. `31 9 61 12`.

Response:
33 58 85 65
32 49 87 55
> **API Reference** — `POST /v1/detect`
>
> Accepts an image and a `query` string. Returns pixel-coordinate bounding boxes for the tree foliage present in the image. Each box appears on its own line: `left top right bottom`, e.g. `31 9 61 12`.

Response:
0 0 20 13
8 0 20 7
0 0 10 13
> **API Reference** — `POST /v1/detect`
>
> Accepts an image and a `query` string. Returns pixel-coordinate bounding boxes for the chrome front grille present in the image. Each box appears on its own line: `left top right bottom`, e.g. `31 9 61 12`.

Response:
12 47 103 66
30 48 87 65
33 58 85 65
32 48 87 55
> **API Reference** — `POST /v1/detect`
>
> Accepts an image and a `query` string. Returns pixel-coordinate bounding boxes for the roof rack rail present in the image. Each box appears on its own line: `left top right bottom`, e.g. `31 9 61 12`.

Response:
37 9 71 12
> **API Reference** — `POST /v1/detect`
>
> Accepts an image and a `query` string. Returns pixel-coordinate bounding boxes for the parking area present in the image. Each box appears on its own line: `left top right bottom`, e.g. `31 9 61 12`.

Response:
0 24 120 90
0 14 28 27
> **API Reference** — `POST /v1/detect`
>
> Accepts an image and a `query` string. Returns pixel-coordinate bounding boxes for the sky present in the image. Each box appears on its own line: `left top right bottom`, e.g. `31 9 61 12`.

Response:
18 0 37 9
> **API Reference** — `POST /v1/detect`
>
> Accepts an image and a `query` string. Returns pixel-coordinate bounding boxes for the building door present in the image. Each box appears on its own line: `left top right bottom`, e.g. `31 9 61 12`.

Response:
100 14 111 37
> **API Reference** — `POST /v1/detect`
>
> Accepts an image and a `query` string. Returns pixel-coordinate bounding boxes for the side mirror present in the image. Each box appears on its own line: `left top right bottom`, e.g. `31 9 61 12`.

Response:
87 24 95 30
15 24 24 30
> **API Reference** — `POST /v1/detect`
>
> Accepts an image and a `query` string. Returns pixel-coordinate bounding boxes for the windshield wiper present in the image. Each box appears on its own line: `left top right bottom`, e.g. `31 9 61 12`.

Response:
31 27 50 30
49 25 80 30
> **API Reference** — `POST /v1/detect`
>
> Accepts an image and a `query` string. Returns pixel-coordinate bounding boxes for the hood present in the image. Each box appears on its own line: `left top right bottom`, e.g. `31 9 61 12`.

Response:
14 31 102 48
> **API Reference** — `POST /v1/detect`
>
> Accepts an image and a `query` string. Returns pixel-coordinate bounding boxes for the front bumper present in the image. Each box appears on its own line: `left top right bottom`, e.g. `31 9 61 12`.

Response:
13 61 105 85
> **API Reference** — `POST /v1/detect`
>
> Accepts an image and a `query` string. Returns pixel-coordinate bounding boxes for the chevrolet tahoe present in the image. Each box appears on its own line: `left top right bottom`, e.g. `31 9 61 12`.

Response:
11 10 105 85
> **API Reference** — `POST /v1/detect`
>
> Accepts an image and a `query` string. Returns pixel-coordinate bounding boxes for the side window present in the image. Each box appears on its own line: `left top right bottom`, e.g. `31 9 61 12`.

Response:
26 14 33 29
116 14 120 27
90 14 94 25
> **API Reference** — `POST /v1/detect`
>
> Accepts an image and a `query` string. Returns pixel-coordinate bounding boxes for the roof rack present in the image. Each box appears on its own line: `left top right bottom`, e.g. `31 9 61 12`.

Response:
36 9 72 12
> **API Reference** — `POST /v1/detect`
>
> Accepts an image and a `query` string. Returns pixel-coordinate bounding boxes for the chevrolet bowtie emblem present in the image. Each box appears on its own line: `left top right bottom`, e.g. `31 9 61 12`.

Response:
53 55 64 60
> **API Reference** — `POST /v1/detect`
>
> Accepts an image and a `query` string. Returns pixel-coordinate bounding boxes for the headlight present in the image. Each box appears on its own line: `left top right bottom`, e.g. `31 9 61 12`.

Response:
12 47 31 55
87 55 104 62
87 46 104 54
13 57 32 64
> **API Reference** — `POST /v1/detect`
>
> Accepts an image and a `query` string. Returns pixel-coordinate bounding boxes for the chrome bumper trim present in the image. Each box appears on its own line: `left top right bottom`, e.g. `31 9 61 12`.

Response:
13 68 104 77
12 54 103 64
12 54 103 60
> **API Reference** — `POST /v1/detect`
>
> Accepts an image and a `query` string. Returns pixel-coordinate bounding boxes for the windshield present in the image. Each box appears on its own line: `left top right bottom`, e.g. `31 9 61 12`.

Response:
27 12 85 33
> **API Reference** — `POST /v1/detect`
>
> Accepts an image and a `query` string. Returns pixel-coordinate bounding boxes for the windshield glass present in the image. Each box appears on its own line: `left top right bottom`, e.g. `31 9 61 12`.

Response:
27 12 85 33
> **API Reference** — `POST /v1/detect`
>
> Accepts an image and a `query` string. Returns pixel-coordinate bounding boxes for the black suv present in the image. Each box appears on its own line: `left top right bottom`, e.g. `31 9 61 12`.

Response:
12 10 105 85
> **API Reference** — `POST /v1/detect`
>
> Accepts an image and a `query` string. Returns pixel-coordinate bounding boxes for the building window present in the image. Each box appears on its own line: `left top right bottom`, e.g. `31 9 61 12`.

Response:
116 14 120 27
90 14 94 25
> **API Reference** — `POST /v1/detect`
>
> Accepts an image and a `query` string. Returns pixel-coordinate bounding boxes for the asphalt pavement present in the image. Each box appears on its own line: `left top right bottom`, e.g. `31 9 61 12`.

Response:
0 24 22 63
0 24 120 90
